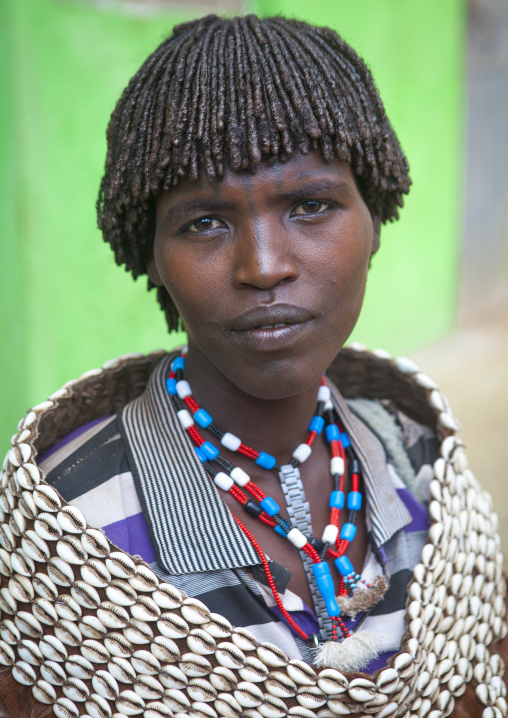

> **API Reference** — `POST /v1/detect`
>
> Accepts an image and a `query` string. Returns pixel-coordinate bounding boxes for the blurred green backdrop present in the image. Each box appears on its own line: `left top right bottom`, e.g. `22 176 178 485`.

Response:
1 0 465 442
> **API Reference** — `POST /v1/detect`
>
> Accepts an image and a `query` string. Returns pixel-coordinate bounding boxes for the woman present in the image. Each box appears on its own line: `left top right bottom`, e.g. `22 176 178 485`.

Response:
0 15 506 718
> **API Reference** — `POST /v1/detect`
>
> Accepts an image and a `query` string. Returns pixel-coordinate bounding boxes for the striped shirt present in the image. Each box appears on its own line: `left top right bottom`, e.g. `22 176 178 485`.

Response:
39 354 438 672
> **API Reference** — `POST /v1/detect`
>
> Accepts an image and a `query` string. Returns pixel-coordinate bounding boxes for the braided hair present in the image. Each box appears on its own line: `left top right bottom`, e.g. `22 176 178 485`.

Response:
98 14 411 331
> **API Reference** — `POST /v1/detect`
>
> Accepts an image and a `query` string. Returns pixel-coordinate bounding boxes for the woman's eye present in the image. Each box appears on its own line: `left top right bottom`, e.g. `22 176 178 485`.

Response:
293 200 329 215
187 217 223 233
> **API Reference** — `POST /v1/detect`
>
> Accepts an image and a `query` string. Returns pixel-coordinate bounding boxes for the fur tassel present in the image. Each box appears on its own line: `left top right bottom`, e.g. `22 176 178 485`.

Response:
313 630 383 672
336 576 389 619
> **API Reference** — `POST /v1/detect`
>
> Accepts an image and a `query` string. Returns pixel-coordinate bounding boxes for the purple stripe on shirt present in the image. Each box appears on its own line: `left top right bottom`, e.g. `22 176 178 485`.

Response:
38 416 112 463
397 488 429 533
271 603 321 638
103 512 156 563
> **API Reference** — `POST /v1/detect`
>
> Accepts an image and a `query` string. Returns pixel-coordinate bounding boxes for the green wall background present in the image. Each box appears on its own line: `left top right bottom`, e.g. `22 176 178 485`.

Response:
1 0 465 445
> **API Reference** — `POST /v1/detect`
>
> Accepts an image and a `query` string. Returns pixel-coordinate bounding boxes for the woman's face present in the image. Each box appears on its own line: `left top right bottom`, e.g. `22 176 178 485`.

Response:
149 152 380 400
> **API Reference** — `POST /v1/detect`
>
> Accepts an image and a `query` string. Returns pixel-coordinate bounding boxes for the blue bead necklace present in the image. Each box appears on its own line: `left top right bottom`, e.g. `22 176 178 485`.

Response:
166 352 374 643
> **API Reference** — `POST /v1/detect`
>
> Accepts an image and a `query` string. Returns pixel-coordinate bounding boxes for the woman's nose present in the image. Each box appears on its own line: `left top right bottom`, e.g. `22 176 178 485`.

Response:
232 219 299 290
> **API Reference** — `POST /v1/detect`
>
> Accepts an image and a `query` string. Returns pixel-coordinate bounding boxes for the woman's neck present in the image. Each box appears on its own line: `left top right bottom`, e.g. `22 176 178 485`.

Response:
182 344 324 464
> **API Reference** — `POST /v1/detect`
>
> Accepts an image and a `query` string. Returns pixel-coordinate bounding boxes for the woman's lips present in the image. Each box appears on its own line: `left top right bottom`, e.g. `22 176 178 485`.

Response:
230 318 315 349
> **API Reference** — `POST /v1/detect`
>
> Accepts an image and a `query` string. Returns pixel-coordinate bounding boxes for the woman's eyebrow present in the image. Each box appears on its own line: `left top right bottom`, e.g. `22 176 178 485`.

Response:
162 198 235 224
276 179 353 200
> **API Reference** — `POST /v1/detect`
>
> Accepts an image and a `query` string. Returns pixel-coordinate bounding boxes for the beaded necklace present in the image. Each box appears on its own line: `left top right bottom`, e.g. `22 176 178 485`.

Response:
166 352 376 646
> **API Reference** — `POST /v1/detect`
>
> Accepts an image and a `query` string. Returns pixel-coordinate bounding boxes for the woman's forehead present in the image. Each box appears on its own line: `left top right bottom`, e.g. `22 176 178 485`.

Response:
156 152 359 207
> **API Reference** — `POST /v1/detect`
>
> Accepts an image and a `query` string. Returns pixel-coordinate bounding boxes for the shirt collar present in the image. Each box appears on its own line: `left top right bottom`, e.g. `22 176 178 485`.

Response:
119 352 411 575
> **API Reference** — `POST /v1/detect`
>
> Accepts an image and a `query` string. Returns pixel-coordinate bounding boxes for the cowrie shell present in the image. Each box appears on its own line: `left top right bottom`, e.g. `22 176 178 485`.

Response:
116 688 146 714
105 579 137 606
81 559 111 587
187 628 216 655
157 611 189 639
151 635 180 663
48 555 75 586
98 601 130 629
18 638 44 665
209 665 237 691
239 656 270 683
213 694 242 718
0 547 12 576
81 638 110 663
65 653 95 679
216 641 246 669
62 678 90 703
71 579 101 609
224 626 253 649
21 531 50 561
108 656 137 684
56 535 87 564
53 696 81 717
12 660 37 685
131 649 161 675
79 614 108 639
234 680 264 708
9 574 35 602
0 618 20 644
123 618 154 644
33 597 59 625
189 700 217 718
163 688 190 712
85 693 112 718
286 660 316 686
179 652 212 677
376 668 399 694
57 505 87 533
203 612 233 639
54 619 83 647
11 549 35 577
8 443 32 467
181 597 211 624
92 668 120 700
0 639 15 665
295 685 325 708
40 659 67 684
266 671 298 699
106 551 137 579
133 673 164 700
317 669 348 695
81 528 110 557
0 586 17 614
130 595 161 622
15 611 43 638
40 634 68 662
16 464 41 491
128 563 158 592
32 679 57 704
55 594 82 621
104 632 133 658
34 512 63 540
395 356 420 373
33 484 61 512
151 583 183 610
347 677 377 702
158 663 188 689
187 678 217 703
256 643 288 668
10 507 27 535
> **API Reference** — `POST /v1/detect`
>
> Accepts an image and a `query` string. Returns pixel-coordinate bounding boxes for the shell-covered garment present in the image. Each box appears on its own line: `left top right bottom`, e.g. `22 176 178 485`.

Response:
0 347 506 718
37 354 438 672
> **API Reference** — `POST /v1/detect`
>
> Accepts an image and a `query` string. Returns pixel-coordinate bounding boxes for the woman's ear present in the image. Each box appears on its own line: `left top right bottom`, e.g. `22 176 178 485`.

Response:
147 255 164 287
371 214 381 255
